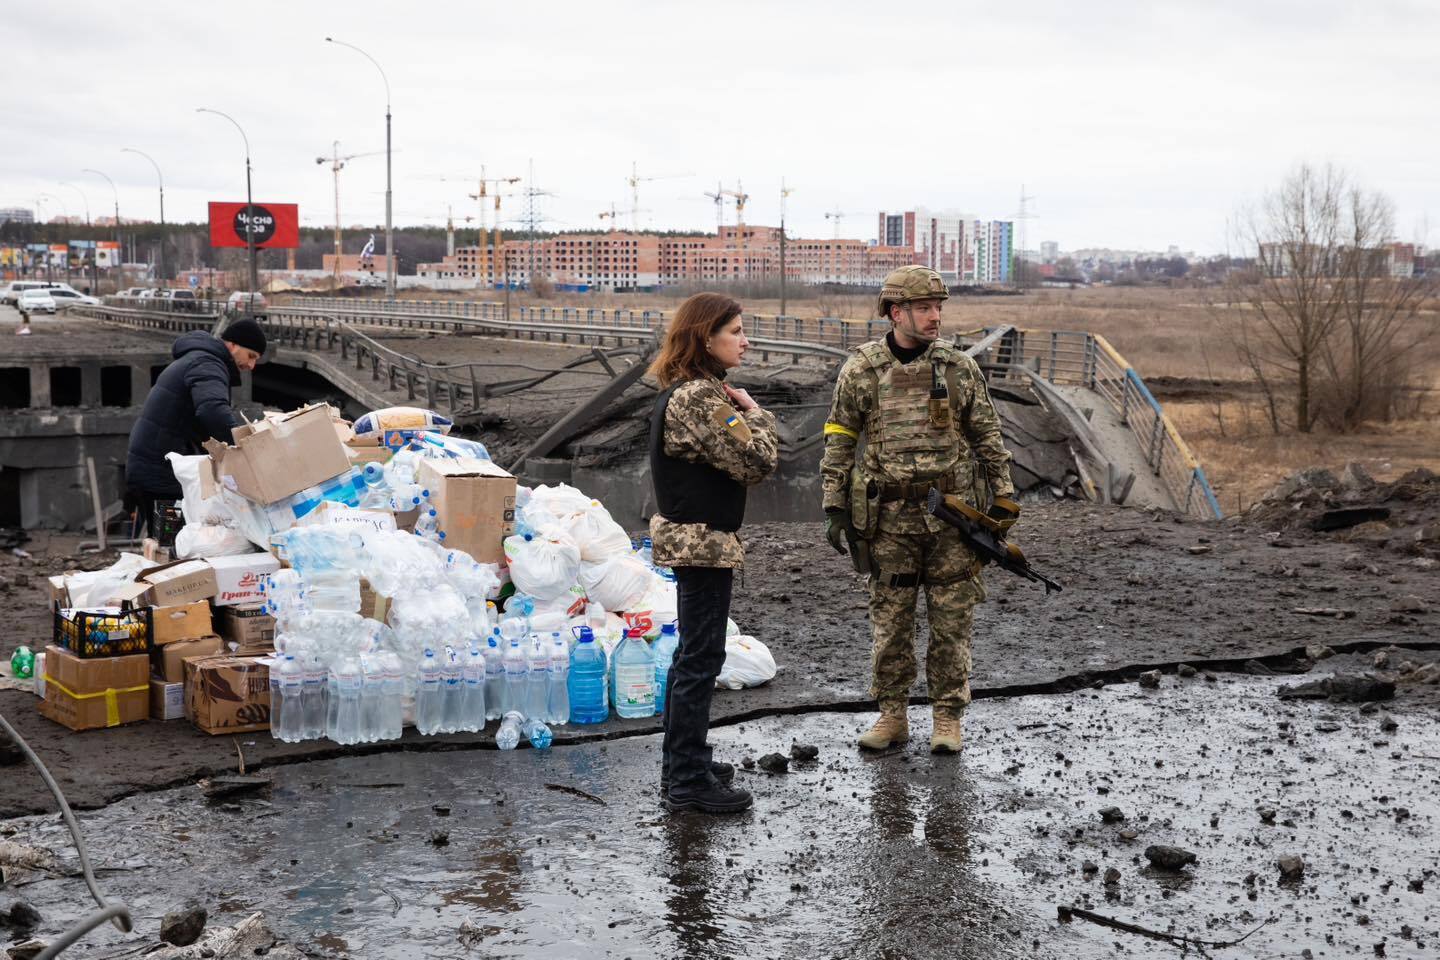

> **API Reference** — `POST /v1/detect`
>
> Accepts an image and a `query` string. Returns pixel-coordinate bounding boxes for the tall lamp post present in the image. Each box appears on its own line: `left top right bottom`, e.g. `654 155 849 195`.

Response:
196 107 258 304
82 168 120 291
326 37 395 298
38 194 69 280
58 182 89 286
121 148 165 282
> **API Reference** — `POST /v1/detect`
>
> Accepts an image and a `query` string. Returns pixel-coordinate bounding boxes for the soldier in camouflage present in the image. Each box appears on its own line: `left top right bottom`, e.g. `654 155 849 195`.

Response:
820 265 1014 753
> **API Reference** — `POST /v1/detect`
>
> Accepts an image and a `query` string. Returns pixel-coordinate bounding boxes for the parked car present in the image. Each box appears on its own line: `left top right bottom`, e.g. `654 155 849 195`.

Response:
161 289 200 312
49 289 101 309
2 280 60 306
17 289 58 315
227 291 267 312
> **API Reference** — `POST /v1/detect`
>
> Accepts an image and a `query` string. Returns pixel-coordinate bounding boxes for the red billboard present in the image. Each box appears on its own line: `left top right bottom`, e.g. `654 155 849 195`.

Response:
208 202 299 250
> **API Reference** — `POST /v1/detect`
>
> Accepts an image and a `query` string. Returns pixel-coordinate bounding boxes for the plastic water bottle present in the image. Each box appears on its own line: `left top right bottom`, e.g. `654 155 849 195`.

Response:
461 641 486 732
502 637 528 717
567 626 608 724
301 653 327 740
612 628 656 719
638 537 654 569
330 657 363 745
269 658 286 738
380 651 404 740
439 646 465 733
547 633 570 725
523 715 553 749
496 710 524 750
11 645 35 680
357 654 383 743
652 622 680 716
274 655 305 742
524 636 549 721
483 630 504 721
415 648 444 735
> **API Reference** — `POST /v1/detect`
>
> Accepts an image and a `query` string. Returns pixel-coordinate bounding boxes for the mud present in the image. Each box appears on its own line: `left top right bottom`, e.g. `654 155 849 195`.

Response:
3 497 1438 820
3 677 1437 959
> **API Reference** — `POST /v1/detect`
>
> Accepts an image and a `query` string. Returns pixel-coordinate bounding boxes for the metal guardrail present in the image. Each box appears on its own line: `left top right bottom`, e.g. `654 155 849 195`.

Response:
971 328 1223 520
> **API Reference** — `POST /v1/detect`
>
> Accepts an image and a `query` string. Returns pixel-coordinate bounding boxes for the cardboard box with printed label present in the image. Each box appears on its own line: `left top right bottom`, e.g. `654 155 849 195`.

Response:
208 553 281 607
154 634 223 683
110 559 217 608
150 678 185 721
151 600 214 645
297 500 397 535
184 655 271 735
203 403 351 505
215 603 276 651
416 457 516 564
38 645 149 731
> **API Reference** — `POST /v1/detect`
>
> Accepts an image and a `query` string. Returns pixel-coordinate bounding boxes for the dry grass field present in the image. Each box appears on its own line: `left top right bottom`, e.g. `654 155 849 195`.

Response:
392 284 1439 513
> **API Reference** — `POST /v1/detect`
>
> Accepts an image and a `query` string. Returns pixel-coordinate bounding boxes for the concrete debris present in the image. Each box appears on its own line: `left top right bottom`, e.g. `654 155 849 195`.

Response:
758 753 790 774
1098 806 1126 824
1390 595 1429 614
1102 867 1121 886
1144 845 1198 871
1277 855 1306 880
160 906 208 946
146 912 304 960
1137 670 1162 689
789 742 819 762
0 841 58 874
1277 676 1395 702
2 901 40 931
1177 663 1197 678
1400 662 1440 684
1305 644 1336 660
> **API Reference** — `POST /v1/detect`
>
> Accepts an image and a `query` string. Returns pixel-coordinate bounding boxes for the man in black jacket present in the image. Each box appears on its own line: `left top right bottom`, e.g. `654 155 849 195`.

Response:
124 319 266 537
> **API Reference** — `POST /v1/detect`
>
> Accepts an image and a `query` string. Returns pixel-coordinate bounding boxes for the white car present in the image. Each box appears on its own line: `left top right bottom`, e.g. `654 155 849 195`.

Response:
227 291 267 312
17 289 57 315
48 289 101 309
2 280 60 305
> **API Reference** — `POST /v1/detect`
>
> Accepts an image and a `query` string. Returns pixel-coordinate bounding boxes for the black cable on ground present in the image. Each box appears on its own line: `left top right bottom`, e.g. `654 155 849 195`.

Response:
0 710 133 955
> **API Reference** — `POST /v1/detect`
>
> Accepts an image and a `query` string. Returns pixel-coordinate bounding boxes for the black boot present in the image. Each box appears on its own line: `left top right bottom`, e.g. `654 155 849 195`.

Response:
663 779 752 814
660 760 735 796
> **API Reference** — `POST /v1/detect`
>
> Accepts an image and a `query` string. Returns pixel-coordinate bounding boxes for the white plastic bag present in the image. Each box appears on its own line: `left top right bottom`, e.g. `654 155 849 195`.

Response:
166 453 232 526
525 484 596 523
173 523 254 560
578 555 653 612
715 635 777 690
63 553 150 607
566 502 633 561
621 577 678 641
503 528 582 601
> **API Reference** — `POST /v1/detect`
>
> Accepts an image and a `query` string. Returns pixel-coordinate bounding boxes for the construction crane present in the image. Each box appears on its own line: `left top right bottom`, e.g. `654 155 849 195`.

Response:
702 182 726 234
626 162 690 231
600 202 648 230
824 207 851 239
433 168 521 288
722 180 750 247
315 141 385 274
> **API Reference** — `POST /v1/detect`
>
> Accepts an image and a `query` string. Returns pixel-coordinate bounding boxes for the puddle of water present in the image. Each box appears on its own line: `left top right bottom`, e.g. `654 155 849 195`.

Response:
4 676 1436 959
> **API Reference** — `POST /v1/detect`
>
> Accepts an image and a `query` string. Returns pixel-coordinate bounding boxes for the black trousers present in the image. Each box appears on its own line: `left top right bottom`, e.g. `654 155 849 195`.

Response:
662 565 734 792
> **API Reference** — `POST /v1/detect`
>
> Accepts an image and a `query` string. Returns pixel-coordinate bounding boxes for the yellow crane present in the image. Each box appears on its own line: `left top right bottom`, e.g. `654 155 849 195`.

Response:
722 181 751 247
315 141 385 280
626 161 690 231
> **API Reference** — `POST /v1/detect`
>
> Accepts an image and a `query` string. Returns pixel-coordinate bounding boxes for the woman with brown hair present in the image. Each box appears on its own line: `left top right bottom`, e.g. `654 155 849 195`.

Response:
649 292 778 814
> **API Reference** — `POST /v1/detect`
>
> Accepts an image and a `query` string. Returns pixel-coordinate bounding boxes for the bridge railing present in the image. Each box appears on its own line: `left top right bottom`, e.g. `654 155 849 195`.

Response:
971 328 1222 519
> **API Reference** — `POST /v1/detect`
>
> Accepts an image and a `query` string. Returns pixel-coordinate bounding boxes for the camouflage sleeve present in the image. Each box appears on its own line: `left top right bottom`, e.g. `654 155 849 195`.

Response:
958 354 1015 499
663 379 779 487
819 356 869 513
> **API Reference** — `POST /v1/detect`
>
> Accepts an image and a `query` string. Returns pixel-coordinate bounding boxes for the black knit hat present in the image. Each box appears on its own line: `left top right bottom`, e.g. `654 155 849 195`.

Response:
221 318 267 355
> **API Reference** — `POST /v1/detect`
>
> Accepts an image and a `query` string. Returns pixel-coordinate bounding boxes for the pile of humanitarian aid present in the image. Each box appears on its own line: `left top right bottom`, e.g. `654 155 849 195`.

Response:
16 403 776 745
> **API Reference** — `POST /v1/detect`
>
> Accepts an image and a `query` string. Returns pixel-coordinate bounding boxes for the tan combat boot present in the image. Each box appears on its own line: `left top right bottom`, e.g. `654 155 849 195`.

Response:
930 706 964 754
858 700 909 750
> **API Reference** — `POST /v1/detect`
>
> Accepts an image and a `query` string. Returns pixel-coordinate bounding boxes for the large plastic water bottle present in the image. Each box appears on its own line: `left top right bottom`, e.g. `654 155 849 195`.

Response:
567 626 608 724
330 657 363 745
483 630 505 721
547 633 570 725
652 622 680 716
612 628 656 719
359 653 384 743
461 641 486 733
524 636 549 721
274 655 305 742
415 648 444 735
502 636 529 717
439 645 465 733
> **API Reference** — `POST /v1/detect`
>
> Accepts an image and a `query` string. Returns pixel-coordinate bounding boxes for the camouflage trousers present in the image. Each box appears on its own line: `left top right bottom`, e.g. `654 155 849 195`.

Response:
867 525 984 710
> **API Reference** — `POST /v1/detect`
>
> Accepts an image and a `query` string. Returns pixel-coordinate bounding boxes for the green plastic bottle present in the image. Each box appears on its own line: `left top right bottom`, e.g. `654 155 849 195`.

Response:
11 645 35 681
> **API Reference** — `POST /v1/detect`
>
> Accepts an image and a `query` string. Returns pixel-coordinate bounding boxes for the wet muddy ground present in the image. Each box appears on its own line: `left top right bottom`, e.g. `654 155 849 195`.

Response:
3 676 1437 959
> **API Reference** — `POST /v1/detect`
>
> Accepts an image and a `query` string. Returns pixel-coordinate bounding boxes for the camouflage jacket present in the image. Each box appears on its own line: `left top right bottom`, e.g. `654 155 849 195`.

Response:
650 376 779 569
821 337 1013 535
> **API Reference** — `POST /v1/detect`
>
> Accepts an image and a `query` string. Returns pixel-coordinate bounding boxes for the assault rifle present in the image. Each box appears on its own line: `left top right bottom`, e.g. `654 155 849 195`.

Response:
925 488 1063 594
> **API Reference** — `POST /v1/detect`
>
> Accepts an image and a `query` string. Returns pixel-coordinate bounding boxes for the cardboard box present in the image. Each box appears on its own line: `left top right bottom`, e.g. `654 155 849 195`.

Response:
297 500 397 534
46 574 71 607
112 559 217 607
151 601 214 646
215 603 276 651
345 442 390 468
359 578 390 622
154 634 223 683
38 645 149 731
209 553 281 607
150 678 185 721
184 655 271 735
142 538 170 564
204 403 352 505
416 457 516 564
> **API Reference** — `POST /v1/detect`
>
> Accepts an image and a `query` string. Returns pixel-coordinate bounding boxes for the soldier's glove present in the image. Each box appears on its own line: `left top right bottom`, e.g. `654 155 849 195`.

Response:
824 509 851 555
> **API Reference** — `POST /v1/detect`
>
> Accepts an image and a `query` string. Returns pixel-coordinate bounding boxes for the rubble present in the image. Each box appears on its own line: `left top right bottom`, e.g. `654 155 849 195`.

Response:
1277 855 1306 880
160 905 208 946
1144 845 1198 871
1277 676 1396 702
758 753 790 774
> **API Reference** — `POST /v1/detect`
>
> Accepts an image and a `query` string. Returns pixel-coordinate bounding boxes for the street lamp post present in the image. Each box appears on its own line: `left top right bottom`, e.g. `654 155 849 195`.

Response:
37 194 69 280
326 37 395 299
196 108 258 307
58 182 88 286
82 168 120 292
121 148 165 282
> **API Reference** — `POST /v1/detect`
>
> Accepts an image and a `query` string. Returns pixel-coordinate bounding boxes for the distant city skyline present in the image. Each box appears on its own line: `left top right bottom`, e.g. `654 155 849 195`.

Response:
3 1 1437 256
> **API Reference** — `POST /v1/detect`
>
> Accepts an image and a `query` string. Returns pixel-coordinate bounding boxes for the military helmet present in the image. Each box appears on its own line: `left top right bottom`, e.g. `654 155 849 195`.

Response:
877 265 949 318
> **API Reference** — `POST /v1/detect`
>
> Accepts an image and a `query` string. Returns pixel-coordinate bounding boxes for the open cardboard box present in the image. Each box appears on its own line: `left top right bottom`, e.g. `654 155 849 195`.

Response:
204 403 351 505
416 457 516 564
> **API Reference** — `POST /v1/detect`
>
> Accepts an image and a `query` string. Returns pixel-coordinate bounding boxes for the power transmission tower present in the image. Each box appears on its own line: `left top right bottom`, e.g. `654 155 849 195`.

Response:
1014 184 1036 289
780 178 794 317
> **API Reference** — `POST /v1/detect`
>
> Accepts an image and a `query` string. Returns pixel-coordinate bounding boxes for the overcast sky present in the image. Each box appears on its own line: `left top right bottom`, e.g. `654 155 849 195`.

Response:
4 0 1436 255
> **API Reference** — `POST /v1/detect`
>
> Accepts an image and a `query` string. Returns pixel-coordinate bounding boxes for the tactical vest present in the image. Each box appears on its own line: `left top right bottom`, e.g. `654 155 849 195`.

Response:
855 339 972 484
649 381 747 532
